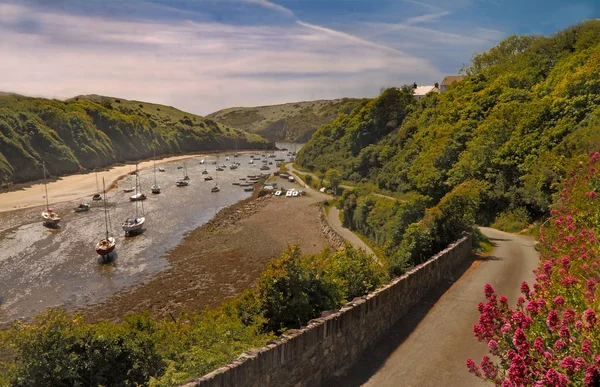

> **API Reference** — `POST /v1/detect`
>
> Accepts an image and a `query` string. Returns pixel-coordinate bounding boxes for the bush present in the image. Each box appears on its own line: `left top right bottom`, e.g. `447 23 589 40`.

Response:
491 207 530 232
468 153 600 385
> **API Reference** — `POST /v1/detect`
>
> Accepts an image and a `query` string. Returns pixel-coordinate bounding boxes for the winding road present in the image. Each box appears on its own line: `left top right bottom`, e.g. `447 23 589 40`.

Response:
328 227 539 387
285 164 377 258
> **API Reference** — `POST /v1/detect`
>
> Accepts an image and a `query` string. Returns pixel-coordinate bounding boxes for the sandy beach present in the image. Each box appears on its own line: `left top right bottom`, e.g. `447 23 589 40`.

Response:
0 152 240 213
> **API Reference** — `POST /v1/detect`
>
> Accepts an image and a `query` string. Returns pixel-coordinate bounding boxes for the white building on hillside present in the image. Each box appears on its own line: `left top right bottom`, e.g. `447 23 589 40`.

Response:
413 85 439 100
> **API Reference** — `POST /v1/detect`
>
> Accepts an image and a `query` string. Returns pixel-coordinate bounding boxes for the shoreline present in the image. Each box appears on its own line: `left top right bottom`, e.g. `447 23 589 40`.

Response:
82 181 329 323
0 149 266 213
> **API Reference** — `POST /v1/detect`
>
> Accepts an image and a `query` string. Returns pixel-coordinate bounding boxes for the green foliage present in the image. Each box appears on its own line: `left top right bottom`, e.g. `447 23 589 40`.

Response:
325 169 342 195
491 207 530 232
298 20 600 222
0 94 270 188
208 98 366 142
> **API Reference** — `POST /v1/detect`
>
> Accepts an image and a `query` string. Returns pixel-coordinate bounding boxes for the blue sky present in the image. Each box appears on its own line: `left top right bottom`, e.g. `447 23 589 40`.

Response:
0 0 598 114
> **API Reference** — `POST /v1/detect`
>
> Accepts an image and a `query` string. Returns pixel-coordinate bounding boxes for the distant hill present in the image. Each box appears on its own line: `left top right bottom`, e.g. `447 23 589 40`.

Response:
0 93 270 188
207 98 367 142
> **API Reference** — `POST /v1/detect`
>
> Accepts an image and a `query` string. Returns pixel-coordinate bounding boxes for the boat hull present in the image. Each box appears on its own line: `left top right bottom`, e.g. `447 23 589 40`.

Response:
95 237 116 256
151 186 161 194
122 217 145 234
42 211 60 224
129 193 147 201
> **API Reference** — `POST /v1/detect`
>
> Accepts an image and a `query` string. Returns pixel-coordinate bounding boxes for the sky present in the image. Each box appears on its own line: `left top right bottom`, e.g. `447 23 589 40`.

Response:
0 0 599 115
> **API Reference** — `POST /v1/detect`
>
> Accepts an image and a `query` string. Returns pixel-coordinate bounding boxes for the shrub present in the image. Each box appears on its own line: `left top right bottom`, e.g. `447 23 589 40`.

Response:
467 153 600 385
491 207 530 232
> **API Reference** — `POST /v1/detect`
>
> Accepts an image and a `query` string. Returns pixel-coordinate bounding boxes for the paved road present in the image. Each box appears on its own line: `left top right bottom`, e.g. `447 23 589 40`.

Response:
284 164 377 258
329 227 539 387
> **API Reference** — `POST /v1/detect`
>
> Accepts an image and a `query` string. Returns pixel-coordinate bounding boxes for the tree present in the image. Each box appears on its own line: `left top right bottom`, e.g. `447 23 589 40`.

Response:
326 169 342 195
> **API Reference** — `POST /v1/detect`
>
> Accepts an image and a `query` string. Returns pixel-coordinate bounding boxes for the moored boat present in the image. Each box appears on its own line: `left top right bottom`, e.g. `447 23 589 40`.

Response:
130 193 147 201
41 162 61 225
96 177 116 258
176 180 189 186
74 203 90 212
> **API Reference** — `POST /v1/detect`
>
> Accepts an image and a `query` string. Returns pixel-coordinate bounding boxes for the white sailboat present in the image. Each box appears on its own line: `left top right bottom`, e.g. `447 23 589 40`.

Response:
122 165 146 235
151 157 161 194
129 164 147 201
183 161 190 180
95 178 116 258
211 162 220 193
41 161 60 225
92 172 102 201
123 166 135 192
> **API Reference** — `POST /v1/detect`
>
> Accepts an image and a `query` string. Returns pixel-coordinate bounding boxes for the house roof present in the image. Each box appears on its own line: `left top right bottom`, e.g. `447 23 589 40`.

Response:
441 76 465 86
413 85 438 96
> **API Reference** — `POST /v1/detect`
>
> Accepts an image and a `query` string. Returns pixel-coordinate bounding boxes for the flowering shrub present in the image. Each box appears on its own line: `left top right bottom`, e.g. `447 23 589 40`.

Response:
467 153 600 386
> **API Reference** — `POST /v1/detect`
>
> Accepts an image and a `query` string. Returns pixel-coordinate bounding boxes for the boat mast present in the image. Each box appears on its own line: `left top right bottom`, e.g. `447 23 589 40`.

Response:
43 161 49 211
102 177 109 239
95 171 100 194
153 155 157 186
135 164 139 218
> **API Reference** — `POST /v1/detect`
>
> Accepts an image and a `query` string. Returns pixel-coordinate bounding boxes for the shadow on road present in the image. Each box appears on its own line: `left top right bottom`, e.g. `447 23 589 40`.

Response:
326 253 479 387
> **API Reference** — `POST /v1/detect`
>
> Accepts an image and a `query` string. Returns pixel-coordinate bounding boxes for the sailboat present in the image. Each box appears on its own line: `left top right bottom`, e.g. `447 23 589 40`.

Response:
41 161 60 225
123 166 135 192
129 165 147 201
122 166 146 236
92 172 102 201
151 158 161 194
95 177 116 258
183 161 190 180
211 163 220 193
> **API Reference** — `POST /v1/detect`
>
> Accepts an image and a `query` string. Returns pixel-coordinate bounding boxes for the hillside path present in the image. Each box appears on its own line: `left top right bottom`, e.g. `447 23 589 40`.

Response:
285 164 377 258
285 164 398 202
328 227 539 387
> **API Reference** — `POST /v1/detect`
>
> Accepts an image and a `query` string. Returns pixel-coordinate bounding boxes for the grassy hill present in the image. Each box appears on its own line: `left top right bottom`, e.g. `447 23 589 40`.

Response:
0 93 271 188
298 20 600 225
207 98 366 142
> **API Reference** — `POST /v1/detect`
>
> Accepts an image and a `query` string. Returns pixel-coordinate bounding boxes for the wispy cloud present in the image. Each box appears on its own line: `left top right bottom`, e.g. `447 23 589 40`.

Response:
243 0 294 16
297 21 403 54
0 2 440 114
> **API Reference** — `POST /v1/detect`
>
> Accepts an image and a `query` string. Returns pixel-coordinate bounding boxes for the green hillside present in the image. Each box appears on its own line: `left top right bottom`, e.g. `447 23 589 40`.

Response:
0 94 271 188
298 20 600 225
207 98 366 142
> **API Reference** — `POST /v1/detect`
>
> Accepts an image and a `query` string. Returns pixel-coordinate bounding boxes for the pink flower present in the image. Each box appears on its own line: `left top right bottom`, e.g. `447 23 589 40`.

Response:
517 297 525 307
499 295 508 306
582 340 592 356
563 309 576 324
585 365 600 386
553 296 565 306
480 356 498 380
488 340 499 354
534 337 545 353
502 380 513 387
559 326 571 340
466 358 481 377
513 328 529 354
547 310 560 331
520 281 530 298
576 357 587 371
561 356 576 373
484 284 495 299
508 354 527 384
501 323 512 334
584 309 597 328
554 339 566 351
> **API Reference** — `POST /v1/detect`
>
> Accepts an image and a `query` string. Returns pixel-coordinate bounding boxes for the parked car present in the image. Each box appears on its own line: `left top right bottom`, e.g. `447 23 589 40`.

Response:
288 176 295 183
275 190 282 196
292 191 299 197
285 190 293 197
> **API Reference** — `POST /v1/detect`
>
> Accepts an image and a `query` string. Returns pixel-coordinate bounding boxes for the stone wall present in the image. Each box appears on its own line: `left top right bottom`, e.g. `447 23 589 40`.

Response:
318 206 346 251
182 234 472 387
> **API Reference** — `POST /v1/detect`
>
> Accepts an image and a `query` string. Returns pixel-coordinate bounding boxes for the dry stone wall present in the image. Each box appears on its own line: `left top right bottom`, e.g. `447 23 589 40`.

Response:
182 234 472 387
319 206 346 251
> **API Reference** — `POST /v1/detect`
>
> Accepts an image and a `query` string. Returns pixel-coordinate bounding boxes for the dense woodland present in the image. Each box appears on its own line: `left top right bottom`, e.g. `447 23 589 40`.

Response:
298 20 600 228
0 94 270 188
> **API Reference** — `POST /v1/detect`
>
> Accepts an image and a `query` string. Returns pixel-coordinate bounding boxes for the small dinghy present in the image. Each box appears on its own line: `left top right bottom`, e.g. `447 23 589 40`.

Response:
211 185 220 193
204 176 213 181
74 203 90 213
130 193 147 201
216 167 224 172
122 217 145 235
244 187 254 192
158 167 165 172
202 169 209 175
96 236 116 256
92 193 102 201
176 180 189 186
123 187 135 193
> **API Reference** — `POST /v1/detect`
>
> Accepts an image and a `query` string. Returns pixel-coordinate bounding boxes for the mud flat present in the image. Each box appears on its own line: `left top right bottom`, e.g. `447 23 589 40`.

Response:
84 189 329 322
